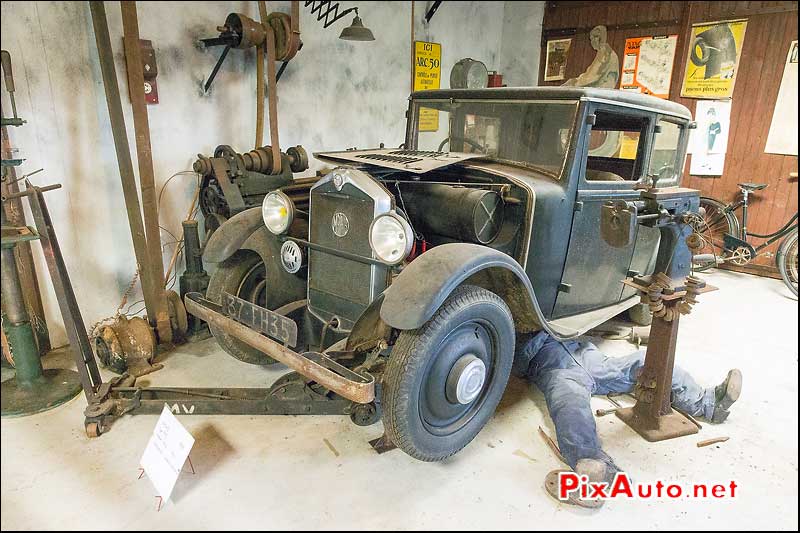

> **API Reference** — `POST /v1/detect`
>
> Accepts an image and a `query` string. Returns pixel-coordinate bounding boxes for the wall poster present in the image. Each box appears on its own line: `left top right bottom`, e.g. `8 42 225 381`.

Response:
681 19 748 99
764 40 798 155
619 35 678 98
413 41 442 132
689 100 732 176
544 38 572 82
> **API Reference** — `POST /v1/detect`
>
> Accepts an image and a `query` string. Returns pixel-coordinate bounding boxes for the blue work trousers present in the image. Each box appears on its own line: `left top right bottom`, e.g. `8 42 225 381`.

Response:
520 332 716 471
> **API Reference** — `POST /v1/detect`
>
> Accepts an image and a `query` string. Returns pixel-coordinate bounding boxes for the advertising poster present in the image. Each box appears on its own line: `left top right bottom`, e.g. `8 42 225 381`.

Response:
620 35 678 98
414 41 442 132
764 40 798 155
544 38 572 81
681 19 748 99
689 100 732 175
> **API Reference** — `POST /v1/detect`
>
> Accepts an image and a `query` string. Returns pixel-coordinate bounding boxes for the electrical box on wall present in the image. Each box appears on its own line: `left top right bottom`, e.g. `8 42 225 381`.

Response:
125 38 158 104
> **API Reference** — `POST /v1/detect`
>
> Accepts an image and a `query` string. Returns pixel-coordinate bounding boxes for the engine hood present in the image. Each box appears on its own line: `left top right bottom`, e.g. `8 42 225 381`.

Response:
314 148 485 174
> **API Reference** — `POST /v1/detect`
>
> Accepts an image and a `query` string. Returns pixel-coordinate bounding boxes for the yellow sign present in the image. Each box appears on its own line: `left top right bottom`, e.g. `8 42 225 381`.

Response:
414 41 442 132
681 19 747 99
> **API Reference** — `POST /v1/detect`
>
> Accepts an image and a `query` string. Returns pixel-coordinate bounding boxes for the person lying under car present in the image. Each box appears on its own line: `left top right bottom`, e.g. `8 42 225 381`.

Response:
516 331 742 508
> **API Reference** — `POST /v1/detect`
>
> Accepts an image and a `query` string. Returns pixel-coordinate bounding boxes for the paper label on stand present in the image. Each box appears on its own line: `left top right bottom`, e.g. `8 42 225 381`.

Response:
140 404 195 501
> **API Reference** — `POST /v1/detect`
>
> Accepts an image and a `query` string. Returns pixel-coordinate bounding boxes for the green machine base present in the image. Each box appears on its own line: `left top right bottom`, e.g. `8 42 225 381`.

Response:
1 368 83 418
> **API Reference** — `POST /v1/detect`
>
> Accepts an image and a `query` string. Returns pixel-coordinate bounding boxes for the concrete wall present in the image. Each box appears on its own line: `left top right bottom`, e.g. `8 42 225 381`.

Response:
0 1 543 346
498 1 545 87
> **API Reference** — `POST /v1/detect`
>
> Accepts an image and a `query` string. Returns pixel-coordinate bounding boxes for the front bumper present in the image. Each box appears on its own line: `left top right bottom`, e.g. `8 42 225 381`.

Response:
184 293 375 404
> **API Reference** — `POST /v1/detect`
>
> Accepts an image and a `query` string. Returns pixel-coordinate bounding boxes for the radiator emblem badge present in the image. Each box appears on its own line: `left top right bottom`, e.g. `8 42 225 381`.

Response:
332 212 350 237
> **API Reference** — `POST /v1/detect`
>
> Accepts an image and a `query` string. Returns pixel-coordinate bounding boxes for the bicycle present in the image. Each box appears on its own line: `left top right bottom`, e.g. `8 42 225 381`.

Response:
689 179 798 297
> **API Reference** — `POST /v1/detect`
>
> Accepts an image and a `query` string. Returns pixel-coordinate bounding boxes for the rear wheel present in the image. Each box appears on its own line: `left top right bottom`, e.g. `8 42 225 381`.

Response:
690 197 739 272
777 229 798 297
382 285 514 461
206 250 277 364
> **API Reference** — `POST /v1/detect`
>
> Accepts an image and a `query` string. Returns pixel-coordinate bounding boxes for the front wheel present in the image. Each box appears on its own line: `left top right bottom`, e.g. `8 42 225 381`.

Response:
777 229 798 297
206 250 277 365
382 285 514 461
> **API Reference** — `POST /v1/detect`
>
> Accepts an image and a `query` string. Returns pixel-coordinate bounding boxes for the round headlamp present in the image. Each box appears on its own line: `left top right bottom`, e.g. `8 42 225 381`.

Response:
262 191 294 235
369 212 413 265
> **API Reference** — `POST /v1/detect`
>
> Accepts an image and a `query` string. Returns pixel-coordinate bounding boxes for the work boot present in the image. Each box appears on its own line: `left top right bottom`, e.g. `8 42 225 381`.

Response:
545 458 610 509
711 369 742 423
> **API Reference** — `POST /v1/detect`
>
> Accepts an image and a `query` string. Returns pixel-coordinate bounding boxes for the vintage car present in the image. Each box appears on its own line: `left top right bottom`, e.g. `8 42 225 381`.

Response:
186 87 693 461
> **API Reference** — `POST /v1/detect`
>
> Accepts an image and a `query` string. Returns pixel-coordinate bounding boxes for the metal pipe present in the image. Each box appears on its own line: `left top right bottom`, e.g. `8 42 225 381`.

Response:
1 209 43 384
120 1 172 343
89 1 160 324
1 128 50 353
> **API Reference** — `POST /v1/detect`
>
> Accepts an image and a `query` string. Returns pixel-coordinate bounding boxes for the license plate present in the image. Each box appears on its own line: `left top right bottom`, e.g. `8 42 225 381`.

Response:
222 293 298 348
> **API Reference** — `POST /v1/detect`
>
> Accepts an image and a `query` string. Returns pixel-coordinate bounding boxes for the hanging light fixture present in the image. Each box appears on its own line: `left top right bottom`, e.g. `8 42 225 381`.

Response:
338 8 375 41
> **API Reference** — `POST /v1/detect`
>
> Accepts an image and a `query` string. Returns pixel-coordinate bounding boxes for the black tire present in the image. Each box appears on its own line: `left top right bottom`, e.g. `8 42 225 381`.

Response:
382 285 514 461
691 197 739 272
777 229 798 297
206 250 277 365
690 37 711 66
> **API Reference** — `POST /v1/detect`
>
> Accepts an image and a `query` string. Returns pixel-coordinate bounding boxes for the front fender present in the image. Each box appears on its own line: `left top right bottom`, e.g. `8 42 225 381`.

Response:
379 243 577 340
203 207 264 263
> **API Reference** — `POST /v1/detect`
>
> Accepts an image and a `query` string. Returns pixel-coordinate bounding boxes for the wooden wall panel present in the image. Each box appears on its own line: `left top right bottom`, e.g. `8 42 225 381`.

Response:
541 1 798 276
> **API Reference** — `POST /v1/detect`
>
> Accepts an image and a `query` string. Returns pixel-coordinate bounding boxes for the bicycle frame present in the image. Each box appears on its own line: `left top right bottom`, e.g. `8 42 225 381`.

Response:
720 191 798 252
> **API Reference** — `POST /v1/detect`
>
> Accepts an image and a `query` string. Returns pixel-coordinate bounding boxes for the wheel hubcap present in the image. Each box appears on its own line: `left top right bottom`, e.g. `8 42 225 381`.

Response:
446 355 486 405
419 321 497 436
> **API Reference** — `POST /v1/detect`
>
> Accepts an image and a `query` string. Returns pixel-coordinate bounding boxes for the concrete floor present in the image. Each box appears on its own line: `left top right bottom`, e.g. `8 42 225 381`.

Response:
2 269 797 530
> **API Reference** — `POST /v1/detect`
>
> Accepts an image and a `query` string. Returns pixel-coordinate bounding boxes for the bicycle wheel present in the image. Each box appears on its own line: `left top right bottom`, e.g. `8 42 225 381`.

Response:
690 197 740 272
776 228 798 297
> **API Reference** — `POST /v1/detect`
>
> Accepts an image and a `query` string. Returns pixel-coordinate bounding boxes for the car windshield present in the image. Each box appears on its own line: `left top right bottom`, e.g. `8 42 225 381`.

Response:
411 99 578 178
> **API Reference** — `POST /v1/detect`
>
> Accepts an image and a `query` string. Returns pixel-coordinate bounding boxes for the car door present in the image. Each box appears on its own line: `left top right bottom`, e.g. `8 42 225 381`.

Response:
552 104 654 319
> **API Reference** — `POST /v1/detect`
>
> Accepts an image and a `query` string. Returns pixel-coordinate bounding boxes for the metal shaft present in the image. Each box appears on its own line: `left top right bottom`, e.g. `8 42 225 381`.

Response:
1 230 43 385
26 183 103 400
89 1 160 325
1 127 50 353
120 1 172 343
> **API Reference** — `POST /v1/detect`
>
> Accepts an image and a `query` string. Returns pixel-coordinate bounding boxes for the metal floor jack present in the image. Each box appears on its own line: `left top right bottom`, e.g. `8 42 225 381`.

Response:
10 181 379 436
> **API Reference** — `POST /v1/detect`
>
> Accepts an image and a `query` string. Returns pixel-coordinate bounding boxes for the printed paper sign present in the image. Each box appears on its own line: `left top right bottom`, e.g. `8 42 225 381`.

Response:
681 20 747 99
689 100 732 175
140 404 195 501
620 35 678 98
545 38 572 82
764 40 798 155
414 41 442 132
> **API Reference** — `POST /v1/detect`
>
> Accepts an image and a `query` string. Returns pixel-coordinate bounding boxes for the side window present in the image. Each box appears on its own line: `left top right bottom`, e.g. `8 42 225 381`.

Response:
585 111 649 182
649 120 682 185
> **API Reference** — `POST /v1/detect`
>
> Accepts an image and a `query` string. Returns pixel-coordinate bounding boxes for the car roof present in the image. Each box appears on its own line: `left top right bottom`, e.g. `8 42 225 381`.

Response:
410 86 693 121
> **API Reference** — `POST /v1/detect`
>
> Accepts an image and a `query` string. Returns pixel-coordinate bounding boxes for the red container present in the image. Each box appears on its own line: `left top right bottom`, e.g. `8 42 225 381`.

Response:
488 71 503 87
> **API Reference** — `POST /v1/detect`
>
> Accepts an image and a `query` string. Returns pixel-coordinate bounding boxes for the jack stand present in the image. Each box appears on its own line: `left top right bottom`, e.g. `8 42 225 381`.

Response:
369 434 397 454
615 287 696 441
615 274 716 441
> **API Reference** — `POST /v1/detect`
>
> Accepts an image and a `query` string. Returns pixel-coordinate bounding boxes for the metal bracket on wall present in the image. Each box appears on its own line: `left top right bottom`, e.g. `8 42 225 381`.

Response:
424 1 443 23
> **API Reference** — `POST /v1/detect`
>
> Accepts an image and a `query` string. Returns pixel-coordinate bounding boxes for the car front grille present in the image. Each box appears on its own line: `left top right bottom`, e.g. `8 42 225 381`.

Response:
308 179 389 328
